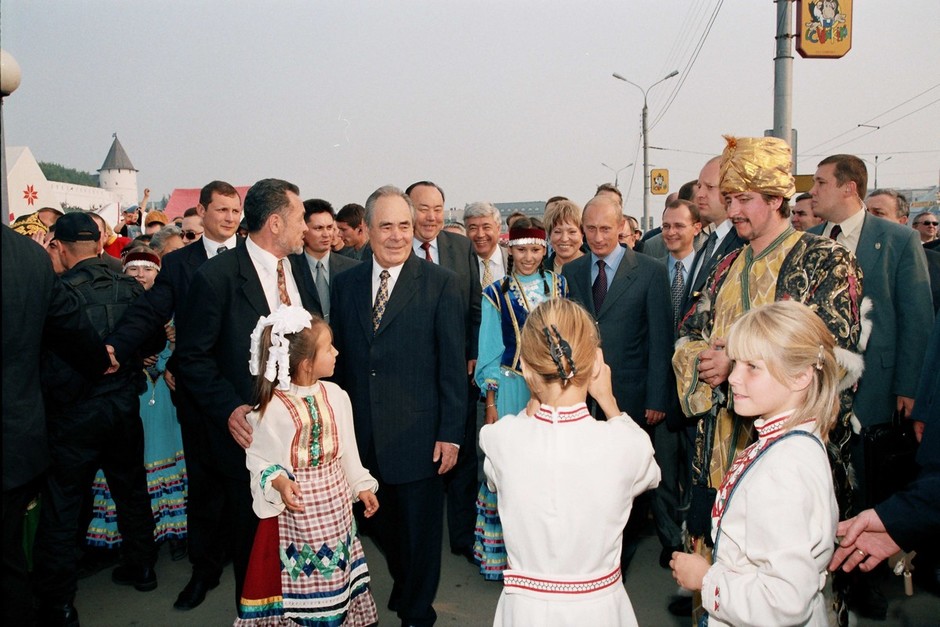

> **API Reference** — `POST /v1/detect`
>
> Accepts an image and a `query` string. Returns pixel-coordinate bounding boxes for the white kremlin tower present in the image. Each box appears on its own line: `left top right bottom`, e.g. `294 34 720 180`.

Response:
96 133 139 208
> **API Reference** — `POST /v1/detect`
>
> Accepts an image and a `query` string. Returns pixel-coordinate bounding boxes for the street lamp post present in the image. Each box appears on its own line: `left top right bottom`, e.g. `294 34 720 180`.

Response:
612 70 679 231
1 49 23 227
600 162 634 188
872 155 892 190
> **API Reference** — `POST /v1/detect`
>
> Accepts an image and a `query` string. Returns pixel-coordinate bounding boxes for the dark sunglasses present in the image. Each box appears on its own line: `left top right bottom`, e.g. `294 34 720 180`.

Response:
916 221 938 227
182 230 203 241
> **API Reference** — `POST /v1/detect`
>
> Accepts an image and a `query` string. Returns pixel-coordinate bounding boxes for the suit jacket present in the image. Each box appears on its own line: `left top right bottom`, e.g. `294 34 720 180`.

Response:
875 315 940 549
680 226 746 317
174 244 321 477
330 253 467 485
109 238 220 365
431 230 482 360
2 226 110 490
562 248 673 421
289 250 361 322
811 213 934 427
924 247 940 313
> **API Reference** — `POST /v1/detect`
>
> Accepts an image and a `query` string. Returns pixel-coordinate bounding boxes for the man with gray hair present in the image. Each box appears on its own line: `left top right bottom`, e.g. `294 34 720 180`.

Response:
464 201 508 287
331 185 467 626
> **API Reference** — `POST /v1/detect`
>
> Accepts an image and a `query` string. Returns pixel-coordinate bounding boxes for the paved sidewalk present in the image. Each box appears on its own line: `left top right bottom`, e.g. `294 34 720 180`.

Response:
74 529 938 626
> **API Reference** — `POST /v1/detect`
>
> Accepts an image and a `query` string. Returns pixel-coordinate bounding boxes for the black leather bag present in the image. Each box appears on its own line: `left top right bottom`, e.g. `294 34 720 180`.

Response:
861 411 920 506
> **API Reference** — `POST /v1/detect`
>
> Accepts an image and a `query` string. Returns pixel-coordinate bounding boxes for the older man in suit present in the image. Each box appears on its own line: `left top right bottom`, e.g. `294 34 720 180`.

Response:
562 193 673 574
175 179 321 609
464 201 508 287
108 180 251 610
332 185 466 627
407 181 482 563
290 199 360 323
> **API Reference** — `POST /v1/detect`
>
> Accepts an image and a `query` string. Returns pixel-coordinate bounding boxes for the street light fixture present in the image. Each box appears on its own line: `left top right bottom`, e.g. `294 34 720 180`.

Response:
600 162 634 189
612 69 679 230
1 49 23 227
868 155 893 190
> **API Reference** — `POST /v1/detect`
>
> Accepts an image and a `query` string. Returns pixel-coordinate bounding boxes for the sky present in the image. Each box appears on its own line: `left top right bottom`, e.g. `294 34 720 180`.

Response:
3 1 938 226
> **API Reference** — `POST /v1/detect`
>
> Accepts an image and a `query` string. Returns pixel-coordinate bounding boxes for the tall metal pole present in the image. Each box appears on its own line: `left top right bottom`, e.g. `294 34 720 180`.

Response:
641 100 650 230
773 0 794 171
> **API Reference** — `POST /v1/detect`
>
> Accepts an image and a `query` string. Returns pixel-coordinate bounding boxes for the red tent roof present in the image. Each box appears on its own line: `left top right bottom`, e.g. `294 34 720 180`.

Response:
163 186 250 220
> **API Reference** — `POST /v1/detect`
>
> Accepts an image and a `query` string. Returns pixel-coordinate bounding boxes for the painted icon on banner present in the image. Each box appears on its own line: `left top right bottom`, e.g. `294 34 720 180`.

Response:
651 169 669 195
797 0 852 59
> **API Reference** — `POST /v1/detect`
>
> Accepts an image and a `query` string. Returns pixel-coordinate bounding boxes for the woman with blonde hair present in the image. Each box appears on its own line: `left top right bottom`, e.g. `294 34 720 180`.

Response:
542 199 585 272
671 300 842 626
480 297 660 626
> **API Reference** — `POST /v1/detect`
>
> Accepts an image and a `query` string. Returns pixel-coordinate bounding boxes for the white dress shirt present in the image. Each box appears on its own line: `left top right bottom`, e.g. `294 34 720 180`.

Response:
478 249 506 284
371 259 406 303
413 237 439 264
245 235 302 312
824 205 866 255
203 234 239 259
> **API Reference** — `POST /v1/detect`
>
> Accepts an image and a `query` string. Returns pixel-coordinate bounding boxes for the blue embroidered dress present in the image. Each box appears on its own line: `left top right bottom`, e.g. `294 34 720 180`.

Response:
472 270 567 580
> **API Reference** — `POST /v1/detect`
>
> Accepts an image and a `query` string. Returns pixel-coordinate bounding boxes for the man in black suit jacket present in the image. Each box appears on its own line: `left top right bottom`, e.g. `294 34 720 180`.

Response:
562 194 673 574
175 179 321 608
332 185 466 627
108 180 251 610
680 156 747 319
1 226 111 624
290 198 360 324
407 181 482 561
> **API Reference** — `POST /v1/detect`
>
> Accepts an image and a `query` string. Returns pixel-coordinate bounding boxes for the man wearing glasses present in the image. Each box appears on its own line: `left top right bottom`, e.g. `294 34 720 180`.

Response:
912 211 939 245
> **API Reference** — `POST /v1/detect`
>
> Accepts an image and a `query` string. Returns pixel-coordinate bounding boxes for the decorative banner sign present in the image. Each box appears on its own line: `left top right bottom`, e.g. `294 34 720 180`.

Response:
650 169 669 195
796 0 852 58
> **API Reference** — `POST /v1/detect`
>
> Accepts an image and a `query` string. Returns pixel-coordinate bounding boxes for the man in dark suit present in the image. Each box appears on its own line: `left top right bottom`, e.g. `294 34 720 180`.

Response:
175 179 321 609
331 185 466 627
809 156 933 444
108 180 248 610
407 181 482 563
290 198 360 324
2 225 112 625
680 156 746 319
562 193 673 574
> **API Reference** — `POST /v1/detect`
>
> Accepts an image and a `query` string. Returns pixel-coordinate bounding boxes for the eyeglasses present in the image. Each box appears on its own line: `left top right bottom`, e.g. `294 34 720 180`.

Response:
916 221 938 227
182 230 204 241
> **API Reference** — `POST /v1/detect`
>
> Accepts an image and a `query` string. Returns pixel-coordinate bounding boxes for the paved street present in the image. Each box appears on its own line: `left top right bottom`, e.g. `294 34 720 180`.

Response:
74 526 939 626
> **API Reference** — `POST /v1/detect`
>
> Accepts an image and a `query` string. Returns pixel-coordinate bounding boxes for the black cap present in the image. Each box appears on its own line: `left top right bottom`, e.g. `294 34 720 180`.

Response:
51 212 101 242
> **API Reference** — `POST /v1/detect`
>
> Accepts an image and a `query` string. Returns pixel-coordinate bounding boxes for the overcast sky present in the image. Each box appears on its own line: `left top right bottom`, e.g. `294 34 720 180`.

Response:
3 1 938 224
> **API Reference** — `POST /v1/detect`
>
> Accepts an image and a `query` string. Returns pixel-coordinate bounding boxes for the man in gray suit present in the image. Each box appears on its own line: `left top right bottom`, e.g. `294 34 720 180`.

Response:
464 201 508 288
562 193 673 574
291 199 360 323
809 153 934 619
407 181 482 563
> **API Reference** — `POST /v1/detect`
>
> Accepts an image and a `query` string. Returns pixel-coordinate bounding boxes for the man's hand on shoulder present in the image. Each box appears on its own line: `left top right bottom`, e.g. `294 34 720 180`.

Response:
229 404 254 449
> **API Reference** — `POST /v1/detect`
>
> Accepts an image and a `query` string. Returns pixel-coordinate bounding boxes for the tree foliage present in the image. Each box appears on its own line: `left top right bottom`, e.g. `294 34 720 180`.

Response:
38 161 98 187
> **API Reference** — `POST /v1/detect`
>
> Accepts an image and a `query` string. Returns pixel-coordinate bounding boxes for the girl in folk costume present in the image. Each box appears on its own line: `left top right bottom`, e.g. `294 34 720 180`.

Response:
671 300 847 626
236 307 379 626
481 298 660 626
472 219 567 581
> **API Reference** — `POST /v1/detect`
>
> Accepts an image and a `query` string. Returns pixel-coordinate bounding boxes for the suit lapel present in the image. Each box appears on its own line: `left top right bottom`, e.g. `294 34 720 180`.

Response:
353 259 374 338
598 249 638 317
437 232 457 270
855 213 884 268
375 255 420 337
236 247 270 318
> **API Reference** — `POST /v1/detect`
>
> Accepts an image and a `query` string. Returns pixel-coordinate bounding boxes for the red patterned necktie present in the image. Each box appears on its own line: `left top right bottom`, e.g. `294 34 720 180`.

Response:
421 241 433 262
276 258 292 306
593 260 608 313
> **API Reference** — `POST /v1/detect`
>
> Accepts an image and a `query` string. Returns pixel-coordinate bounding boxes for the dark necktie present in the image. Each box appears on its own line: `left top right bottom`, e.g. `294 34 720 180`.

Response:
671 260 685 327
276 258 292 306
372 270 390 334
830 224 842 240
593 260 608 313
216 244 228 256
315 260 329 320
421 241 433 262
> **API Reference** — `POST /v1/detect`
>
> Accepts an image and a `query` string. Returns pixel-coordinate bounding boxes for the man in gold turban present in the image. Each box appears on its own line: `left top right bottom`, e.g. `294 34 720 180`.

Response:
671 136 866 625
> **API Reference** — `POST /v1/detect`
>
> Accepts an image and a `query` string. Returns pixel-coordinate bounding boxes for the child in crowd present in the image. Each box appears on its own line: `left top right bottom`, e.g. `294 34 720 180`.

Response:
473 220 567 581
481 298 660 626
235 307 379 626
671 300 841 626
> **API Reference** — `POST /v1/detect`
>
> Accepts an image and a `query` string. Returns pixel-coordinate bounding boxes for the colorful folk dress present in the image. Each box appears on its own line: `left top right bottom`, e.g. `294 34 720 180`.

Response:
472 270 567 580
235 381 378 627
85 344 187 547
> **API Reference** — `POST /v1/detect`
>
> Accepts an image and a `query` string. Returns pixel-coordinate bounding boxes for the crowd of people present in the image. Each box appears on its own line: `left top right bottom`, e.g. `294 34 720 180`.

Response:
2 137 939 627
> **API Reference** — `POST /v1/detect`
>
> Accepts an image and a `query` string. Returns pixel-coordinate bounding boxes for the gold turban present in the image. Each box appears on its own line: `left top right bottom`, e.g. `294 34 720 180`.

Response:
719 135 796 199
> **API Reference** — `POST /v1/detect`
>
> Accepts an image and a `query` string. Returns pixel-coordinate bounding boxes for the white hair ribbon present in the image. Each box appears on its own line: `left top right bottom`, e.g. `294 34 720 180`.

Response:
248 306 313 390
